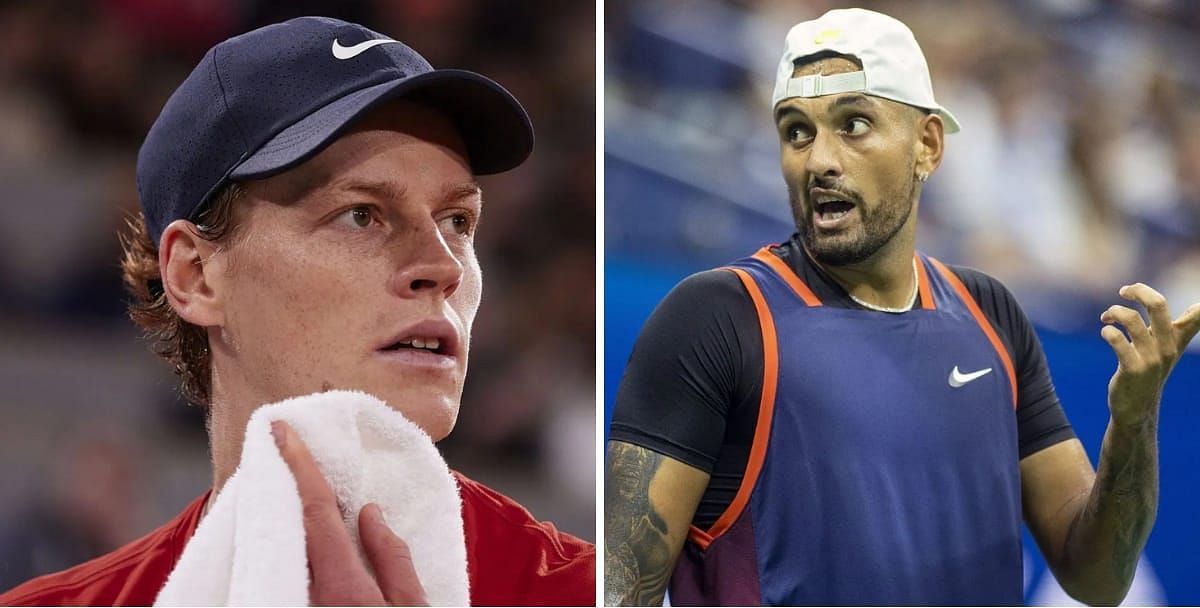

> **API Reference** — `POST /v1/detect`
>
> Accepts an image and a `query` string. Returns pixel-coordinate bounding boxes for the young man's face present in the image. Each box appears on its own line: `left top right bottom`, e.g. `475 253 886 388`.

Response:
774 56 925 266
210 100 481 441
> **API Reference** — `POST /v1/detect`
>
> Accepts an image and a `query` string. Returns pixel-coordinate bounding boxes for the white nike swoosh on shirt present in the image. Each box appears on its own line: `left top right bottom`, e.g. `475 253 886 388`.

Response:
331 38 400 60
948 366 993 388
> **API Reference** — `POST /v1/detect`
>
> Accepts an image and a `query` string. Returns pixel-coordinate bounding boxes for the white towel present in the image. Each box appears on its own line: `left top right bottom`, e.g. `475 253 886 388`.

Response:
154 390 470 606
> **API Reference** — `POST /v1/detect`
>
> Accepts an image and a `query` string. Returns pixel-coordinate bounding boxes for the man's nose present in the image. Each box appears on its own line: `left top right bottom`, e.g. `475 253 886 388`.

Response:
388 222 464 300
805 129 843 179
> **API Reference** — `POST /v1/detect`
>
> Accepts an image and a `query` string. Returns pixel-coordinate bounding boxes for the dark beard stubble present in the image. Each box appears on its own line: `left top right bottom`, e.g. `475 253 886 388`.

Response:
791 170 919 266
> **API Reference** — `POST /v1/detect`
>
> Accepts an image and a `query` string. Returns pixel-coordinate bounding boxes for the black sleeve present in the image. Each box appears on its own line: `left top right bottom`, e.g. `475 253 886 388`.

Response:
609 268 761 473
951 266 1078 459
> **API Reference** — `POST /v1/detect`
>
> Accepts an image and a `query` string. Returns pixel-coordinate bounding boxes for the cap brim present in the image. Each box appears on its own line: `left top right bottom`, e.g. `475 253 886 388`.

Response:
936 107 961 134
230 69 533 179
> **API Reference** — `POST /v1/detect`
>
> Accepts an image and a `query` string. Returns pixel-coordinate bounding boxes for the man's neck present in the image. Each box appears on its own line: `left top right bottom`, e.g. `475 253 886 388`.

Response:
208 401 239 499
206 363 260 498
803 232 918 311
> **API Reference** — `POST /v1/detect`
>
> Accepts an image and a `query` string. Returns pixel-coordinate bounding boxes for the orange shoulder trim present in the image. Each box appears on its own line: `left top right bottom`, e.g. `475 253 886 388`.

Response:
914 253 936 310
751 247 822 306
689 266 780 550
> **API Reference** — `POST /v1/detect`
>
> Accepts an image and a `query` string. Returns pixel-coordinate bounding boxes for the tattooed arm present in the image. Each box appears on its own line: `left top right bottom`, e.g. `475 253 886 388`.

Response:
604 440 710 606
1021 432 1154 606
1021 284 1200 605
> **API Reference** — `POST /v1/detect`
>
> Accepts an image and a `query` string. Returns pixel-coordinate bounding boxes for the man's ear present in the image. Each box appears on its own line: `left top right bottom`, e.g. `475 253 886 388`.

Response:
914 111 945 180
159 219 225 327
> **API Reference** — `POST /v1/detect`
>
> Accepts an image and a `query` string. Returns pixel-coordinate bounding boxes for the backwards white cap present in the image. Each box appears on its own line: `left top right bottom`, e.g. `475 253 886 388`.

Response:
772 8 961 133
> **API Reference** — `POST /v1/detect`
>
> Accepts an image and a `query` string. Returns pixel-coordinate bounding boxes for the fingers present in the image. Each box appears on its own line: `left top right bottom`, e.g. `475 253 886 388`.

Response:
1175 303 1200 351
1100 324 1136 364
360 504 429 606
1100 304 1149 349
1120 283 1172 347
271 421 371 599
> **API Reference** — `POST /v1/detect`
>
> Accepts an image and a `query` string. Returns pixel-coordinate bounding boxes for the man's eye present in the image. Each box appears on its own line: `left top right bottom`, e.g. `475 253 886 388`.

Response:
844 117 871 136
439 212 474 237
337 206 375 229
787 125 812 144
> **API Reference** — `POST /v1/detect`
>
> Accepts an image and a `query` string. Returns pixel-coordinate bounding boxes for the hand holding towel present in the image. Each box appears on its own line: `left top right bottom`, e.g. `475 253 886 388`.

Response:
154 390 470 606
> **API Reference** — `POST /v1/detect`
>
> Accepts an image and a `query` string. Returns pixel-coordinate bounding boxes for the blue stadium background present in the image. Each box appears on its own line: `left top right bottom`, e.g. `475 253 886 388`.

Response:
606 0 1200 603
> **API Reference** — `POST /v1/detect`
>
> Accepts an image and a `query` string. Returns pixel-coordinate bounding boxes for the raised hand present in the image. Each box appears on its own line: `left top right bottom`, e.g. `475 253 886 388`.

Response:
1099 283 1200 427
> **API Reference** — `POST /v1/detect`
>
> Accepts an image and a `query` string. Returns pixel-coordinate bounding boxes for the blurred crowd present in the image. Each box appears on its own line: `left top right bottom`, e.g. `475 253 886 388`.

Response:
607 0 1200 333
0 0 594 588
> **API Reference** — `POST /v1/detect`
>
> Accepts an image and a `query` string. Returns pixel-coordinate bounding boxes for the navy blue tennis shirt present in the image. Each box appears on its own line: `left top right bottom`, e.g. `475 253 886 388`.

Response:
610 237 1076 605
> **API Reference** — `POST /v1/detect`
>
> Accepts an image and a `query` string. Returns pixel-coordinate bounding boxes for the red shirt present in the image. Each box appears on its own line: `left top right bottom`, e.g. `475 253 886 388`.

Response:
0 472 594 606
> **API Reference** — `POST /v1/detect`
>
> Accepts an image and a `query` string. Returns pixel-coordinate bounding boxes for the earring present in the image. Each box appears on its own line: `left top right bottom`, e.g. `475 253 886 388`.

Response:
916 172 929 183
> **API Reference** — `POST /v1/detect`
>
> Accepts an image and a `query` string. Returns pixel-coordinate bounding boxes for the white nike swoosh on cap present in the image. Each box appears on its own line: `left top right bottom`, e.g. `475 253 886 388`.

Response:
948 366 992 388
331 38 400 60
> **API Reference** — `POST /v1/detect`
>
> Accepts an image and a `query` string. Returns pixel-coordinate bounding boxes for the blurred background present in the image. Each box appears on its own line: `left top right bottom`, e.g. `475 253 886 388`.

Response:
0 0 594 589
606 0 1199 604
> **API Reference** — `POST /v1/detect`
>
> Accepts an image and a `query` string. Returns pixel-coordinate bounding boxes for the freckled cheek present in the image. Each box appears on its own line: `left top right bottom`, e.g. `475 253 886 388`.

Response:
226 243 359 364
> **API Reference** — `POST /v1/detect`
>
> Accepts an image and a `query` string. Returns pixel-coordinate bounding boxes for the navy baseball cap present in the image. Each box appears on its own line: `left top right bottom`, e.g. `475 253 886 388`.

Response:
137 16 534 243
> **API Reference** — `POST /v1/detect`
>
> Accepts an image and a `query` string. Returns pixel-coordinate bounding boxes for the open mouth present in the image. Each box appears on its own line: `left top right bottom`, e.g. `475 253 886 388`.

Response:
810 188 857 224
380 337 450 356
815 199 854 221
377 318 461 362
